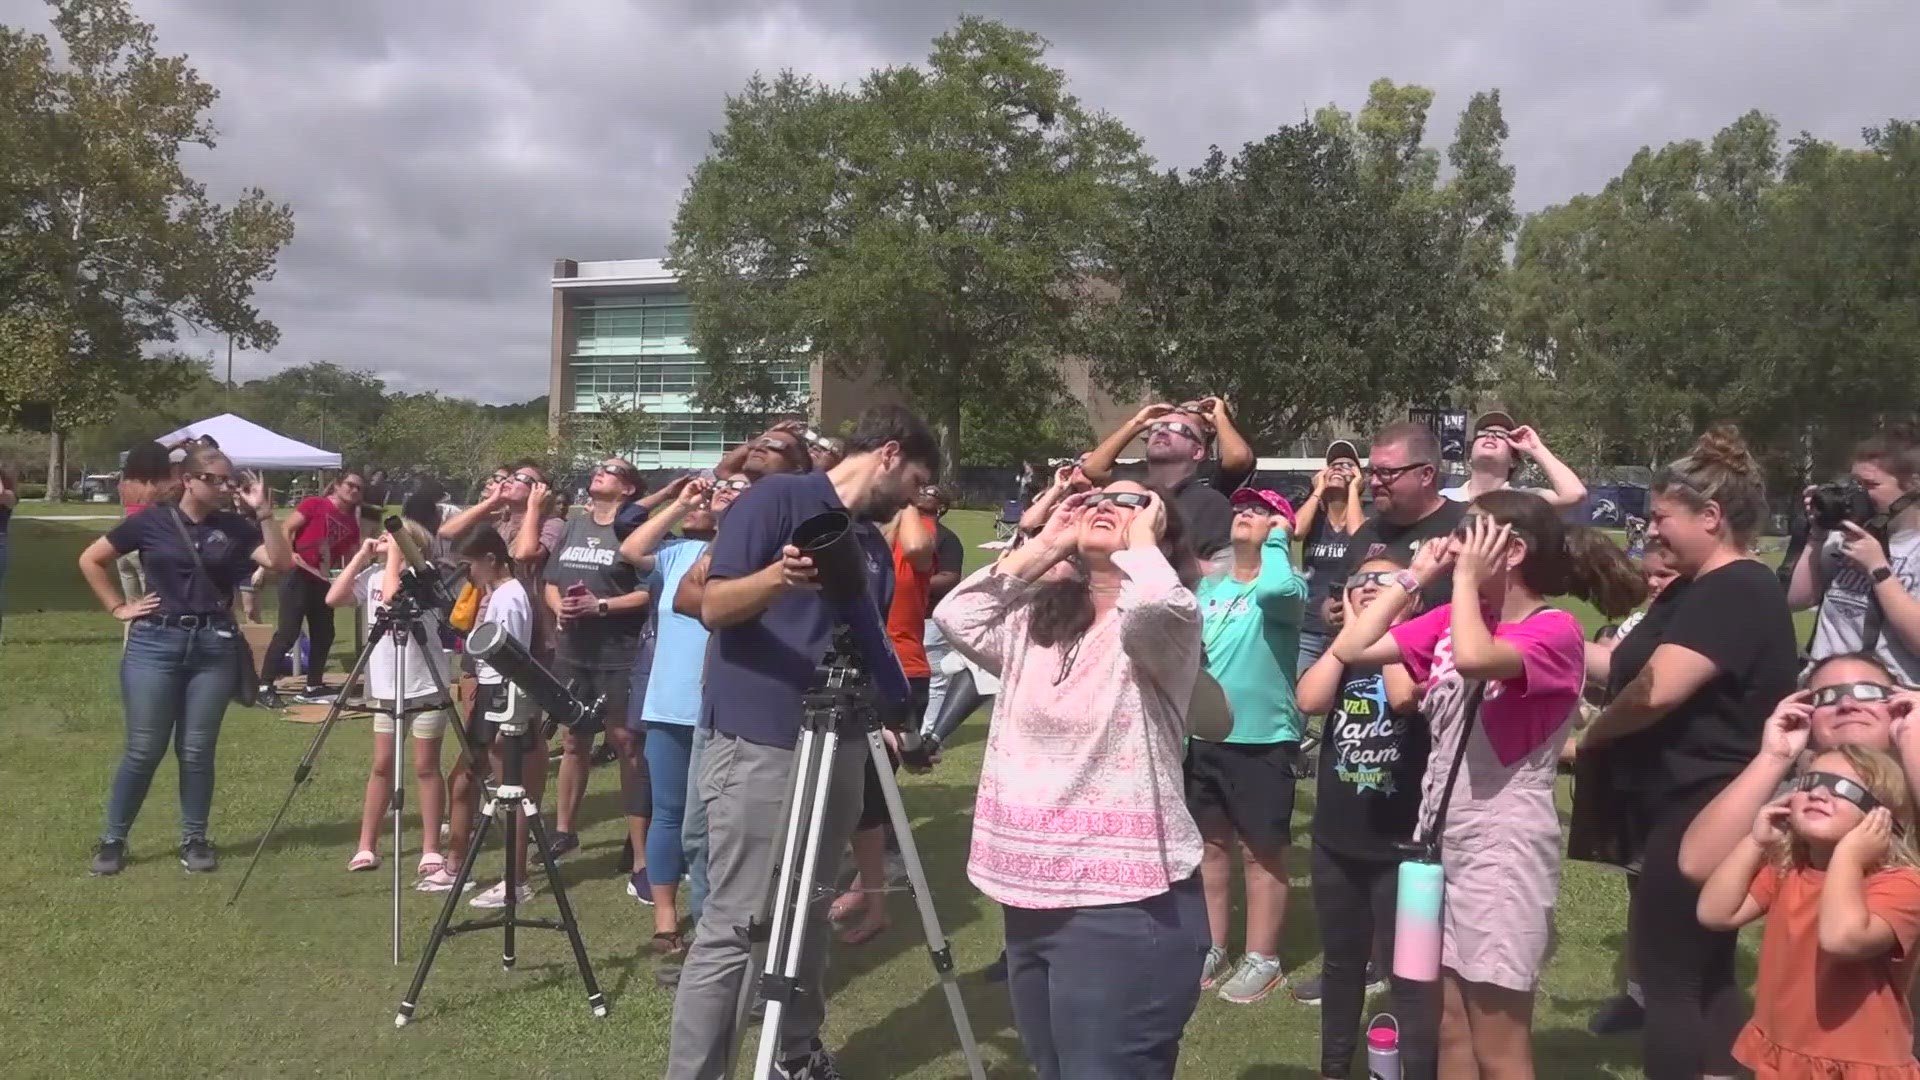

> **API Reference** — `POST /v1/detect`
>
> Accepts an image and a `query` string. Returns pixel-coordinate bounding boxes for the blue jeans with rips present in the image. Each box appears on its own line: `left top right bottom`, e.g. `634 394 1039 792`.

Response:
103 619 237 845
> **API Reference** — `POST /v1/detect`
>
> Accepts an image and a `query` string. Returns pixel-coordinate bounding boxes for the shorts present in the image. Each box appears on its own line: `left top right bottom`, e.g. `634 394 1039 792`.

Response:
857 677 931 830
469 681 540 746
550 658 632 737
1184 739 1300 851
372 696 453 739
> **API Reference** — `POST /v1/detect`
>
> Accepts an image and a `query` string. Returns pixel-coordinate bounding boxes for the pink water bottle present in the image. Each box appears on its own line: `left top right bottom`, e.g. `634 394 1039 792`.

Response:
1367 1013 1400 1080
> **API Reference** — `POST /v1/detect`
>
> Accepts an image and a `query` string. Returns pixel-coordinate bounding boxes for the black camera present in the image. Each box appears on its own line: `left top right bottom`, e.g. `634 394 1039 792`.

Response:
1810 482 1875 532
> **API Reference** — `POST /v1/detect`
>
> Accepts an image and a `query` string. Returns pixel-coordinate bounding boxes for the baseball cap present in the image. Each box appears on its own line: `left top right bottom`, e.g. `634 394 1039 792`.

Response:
1472 410 1517 435
1232 487 1296 530
1325 439 1360 464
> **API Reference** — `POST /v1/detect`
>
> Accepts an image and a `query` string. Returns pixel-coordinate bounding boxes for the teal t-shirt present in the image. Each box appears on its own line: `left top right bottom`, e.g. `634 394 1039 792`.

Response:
1197 534 1308 744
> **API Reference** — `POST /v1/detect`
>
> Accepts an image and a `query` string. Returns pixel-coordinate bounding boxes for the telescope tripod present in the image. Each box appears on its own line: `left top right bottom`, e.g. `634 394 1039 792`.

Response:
737 686 985 1080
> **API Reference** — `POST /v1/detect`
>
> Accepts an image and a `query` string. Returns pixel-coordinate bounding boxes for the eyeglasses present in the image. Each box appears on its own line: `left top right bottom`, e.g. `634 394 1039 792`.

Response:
1084 491 1152 509
1146 420 1205 444
1796 770 1885 814
1810 681 1895 708
1368 462 1430 484
1346 571 1397 589
190 472 237 489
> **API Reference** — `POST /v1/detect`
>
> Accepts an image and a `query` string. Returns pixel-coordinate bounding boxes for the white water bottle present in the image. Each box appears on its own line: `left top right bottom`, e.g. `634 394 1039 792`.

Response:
1367 1013 1400 1080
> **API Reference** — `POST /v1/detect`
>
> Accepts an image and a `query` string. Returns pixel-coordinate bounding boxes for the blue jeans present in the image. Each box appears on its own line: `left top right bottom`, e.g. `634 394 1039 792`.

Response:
920 621 952 737
1297 627 1331 678
681 720 711 924
644 722 697 887
105 620 238 844
1002 875 1209 1080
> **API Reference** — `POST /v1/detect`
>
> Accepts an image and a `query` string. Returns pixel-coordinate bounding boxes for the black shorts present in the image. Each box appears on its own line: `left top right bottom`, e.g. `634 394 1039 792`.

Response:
469 681 540 747
1184 739 1300 850
858 677 932 830
551 658 631 737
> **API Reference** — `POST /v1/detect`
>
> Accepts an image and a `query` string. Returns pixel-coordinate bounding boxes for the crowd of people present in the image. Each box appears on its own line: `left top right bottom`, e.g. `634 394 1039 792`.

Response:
67 400 1920 1080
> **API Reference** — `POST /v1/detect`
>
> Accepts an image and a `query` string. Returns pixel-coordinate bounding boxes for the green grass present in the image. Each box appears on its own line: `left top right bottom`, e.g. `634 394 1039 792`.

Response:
3 510 1768 1078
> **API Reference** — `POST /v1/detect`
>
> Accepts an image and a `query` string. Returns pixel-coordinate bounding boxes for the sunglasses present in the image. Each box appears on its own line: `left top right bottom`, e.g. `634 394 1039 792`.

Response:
1234 502 1276 517
753 436 797 453
1476 428 1513 441
1346 571 1397 589
713 477 751 492
1146 420 1205 444
190 472 238 489
1795 771 1886 816
594 463 637 480
509 473 539 486
1084 491 1152 509
1368 462 1429 484
1810 681 1895 708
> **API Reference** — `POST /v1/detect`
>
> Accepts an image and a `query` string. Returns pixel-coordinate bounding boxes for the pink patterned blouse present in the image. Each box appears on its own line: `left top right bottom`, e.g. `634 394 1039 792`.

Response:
932 547 1204 910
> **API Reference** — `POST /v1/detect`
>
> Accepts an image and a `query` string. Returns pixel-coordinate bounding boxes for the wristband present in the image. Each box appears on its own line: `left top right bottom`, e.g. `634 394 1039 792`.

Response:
1392 570 1421 595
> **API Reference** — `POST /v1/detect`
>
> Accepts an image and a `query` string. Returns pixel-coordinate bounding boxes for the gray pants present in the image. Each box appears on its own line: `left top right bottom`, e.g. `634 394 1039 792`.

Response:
665 727 868 1079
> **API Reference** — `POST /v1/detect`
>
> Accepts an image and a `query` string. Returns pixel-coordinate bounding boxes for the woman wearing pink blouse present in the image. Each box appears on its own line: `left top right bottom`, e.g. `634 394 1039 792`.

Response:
935 479 1207 1080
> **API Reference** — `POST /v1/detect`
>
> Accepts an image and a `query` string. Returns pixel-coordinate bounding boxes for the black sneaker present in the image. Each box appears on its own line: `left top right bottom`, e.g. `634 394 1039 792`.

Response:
592 742 618 766
293 685 337 704
654 963 683 989
256 686 288 709
775 1039 842 1080
1587 993 1645 1036
90 841 127 876
548 830 579 858
180 838 218 873
1290 964 1387 1005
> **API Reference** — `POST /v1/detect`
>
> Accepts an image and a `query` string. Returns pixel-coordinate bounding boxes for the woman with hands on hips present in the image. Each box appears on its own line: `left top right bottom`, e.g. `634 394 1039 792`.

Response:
933 481 1209 1080
78 442 292 877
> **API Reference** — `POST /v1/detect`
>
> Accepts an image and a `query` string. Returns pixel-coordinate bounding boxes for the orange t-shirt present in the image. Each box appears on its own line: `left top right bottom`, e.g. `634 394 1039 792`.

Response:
1736 862 1920 1073
885 536 933 678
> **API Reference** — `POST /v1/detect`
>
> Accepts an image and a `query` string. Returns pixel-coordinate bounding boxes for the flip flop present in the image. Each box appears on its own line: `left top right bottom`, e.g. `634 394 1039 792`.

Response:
348 850 380 872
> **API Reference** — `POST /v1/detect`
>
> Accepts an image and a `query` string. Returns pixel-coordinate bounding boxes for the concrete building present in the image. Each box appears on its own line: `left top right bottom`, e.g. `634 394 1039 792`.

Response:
549 256 1144 470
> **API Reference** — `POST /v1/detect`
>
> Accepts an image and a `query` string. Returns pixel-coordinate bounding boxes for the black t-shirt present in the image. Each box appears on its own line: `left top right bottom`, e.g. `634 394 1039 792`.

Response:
1299 515 1354 637
1313 664 1429 862
1604 559 1798 809
1339 500 1467 610
544 511 647 670
1110 461 1244 559
106 505 263 616
932 522 965 601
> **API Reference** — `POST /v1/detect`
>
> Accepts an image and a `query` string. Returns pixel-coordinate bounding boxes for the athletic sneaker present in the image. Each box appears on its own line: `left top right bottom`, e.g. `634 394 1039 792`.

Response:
90 840 127 876
179 838 218 873
469 880 535 908
625 868 655 906
1290 963 1389 1005
1199 944 1230 990
1587 993 1645 1036
773 1040 843 1080
547 830 579 858
256 686 288 709
293 685 337 705
1218 953 1285 1004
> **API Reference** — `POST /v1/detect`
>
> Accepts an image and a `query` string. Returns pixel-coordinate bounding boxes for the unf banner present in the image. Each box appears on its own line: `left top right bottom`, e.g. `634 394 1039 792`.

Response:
1408 407 1469 463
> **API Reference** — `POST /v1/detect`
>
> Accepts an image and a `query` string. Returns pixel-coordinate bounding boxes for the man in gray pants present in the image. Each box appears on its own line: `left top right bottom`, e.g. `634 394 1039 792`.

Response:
666 406 937 1080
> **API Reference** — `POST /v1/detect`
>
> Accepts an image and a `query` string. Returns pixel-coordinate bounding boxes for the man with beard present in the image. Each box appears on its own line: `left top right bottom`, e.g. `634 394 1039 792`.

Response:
1328 422 1466 629
1082 397 1254 560
667 405 936 1080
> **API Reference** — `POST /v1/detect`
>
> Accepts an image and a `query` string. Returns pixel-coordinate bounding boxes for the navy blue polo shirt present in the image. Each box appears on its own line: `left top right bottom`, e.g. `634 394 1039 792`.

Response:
704 472 894 749
106 505 263 617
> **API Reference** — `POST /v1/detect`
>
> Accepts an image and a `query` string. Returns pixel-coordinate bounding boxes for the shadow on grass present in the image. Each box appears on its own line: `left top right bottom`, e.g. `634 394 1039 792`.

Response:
835 970 1026 1078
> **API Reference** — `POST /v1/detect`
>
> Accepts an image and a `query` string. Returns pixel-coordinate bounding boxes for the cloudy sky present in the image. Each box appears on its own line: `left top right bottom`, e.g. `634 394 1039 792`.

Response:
7 0 1916 403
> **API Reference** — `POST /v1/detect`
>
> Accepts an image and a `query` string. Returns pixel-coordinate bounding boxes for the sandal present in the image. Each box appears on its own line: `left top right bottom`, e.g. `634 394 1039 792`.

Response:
839 919 890 946
650 931 686 958
417 853 446 878
348 850 381 872
828 892 866 924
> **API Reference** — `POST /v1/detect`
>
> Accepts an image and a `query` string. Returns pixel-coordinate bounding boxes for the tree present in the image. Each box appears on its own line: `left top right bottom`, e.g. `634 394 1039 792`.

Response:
565 395 656 462
1088 86 1514 448
367 393 501 496
0 0 294 496
958 387 1093 468
669 16 1150 476
231 361 388 465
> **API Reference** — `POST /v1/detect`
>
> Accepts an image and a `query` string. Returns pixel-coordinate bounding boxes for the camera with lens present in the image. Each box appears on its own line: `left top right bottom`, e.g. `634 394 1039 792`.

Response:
1810 481 1875 532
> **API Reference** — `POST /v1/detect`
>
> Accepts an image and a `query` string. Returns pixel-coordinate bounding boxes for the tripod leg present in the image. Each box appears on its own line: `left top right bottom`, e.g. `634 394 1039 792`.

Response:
751 728 841 1080
867 730 987 1080
395 788 498 1026
229 631 382 907
526 800 611 1016
392 638 407 966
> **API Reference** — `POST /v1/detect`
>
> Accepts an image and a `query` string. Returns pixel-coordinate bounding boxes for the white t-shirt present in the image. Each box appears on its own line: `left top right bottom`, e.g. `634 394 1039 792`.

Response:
1810 529 1920 685
474 577 533 686
356 567 452 704
1441 481 1552 503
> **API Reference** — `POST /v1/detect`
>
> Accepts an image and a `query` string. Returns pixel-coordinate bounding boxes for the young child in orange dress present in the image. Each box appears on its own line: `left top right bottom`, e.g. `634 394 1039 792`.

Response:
1699 743 1920 1078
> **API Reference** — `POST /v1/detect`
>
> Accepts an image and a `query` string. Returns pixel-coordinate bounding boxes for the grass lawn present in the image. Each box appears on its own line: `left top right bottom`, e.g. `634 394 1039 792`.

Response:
3 509 1785 1078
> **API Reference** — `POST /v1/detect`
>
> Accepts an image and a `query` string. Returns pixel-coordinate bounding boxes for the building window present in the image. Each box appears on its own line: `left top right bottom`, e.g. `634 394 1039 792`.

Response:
575 295 692 355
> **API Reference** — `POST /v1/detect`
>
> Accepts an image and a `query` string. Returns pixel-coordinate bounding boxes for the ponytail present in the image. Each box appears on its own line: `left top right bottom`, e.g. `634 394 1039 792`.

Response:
1471 490 1647 618
1562 527 1648 619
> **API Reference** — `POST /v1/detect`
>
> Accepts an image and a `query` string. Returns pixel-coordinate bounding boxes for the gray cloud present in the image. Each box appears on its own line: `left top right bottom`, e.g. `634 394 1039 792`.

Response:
3 0 1915 403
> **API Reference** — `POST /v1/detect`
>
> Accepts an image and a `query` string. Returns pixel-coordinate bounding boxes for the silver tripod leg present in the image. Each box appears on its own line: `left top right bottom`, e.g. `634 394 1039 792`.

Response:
749 724 841 1079
863 729 987 1080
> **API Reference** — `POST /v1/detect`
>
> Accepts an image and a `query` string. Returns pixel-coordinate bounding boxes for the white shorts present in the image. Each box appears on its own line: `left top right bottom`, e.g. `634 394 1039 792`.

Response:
372 701 452 739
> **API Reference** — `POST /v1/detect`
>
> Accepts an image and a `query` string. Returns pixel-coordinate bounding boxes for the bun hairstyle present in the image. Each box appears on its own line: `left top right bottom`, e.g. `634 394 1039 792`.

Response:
1027 484 1199 649
1776 745 1920 872
1472 490 1648 619
1853 421 1920 492
1652 423 1769 546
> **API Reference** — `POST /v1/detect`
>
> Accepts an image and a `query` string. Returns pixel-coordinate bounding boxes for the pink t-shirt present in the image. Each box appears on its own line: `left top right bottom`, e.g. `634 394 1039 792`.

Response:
1390 603 1585 766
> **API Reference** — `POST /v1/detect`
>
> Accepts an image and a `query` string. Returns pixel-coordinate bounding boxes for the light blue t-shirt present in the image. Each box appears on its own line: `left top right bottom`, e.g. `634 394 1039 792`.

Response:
640 537 711 727
1196 534 1308 745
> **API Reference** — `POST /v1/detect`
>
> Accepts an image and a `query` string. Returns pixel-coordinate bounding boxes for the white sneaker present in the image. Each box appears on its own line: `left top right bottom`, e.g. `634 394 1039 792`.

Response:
469 880 535 908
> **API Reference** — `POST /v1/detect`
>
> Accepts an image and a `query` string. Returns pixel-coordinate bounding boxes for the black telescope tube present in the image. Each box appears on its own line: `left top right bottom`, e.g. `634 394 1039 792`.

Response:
466 621 603 730
792 510 868 606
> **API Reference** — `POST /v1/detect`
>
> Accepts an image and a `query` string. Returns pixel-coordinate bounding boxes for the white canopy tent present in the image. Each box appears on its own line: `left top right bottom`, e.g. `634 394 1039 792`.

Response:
154 413 342 470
